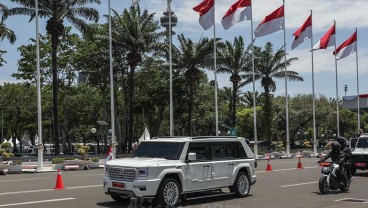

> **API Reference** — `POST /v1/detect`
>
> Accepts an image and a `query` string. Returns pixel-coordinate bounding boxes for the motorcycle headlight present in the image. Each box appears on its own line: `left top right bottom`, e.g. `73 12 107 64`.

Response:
137 167 149 177
322 167 329 174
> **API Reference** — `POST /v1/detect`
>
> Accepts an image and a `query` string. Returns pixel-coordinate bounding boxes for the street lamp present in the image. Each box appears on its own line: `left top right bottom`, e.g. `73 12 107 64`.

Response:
91 128 99 154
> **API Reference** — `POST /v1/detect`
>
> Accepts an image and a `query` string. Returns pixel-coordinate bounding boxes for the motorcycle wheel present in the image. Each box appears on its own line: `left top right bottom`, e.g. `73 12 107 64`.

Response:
319 175 329 194
340 181 350 192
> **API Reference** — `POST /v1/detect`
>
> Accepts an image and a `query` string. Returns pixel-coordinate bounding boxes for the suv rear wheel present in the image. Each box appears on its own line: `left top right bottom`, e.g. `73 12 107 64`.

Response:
230 171 250 197
156 177 181 207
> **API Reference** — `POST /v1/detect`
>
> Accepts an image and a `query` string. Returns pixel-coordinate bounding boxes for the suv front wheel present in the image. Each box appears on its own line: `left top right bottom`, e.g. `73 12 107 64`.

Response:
156 177 181 207
230 171 250 197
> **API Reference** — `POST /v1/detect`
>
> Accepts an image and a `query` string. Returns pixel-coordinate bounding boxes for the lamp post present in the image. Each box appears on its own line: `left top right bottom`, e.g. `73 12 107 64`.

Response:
91 128 98 154
160 1 177 136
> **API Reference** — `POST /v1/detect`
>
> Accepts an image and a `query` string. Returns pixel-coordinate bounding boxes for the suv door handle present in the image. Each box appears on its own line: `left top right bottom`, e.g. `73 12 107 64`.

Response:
229 163 234 166
203 165 210 168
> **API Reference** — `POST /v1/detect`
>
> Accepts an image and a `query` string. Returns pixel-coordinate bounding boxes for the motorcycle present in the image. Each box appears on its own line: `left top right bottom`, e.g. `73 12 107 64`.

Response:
318 161 350 194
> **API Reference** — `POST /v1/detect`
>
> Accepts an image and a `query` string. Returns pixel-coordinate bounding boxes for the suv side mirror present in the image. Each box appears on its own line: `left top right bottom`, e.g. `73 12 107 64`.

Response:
188 153 196 162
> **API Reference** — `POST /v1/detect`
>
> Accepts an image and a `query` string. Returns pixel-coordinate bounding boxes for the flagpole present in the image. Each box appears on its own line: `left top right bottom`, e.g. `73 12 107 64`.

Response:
108 0 116 157
355 28 360 130
310 10 317 155
282 0 290 157
35 0 44 172
250 0 258 159
168 0 174 136
333 20 340 137
214 1 218 136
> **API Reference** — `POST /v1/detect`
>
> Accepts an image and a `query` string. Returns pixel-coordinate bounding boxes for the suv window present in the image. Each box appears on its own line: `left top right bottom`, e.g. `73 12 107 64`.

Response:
133 142 185 160
356 138 368 148
210 142 235 160
235 142 248 159
186 143 210 161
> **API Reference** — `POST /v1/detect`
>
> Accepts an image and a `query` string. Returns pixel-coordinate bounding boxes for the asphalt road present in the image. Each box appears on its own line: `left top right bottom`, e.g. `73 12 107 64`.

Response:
0 158 367 208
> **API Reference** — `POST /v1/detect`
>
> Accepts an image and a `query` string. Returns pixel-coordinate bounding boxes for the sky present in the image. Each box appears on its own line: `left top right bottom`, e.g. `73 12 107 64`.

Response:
1 0 368 99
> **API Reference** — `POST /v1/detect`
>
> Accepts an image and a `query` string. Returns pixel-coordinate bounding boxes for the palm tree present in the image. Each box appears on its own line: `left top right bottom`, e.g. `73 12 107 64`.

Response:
241 42 303 142
0 3 16 44
173 34 215 136
9 0 100 155
239 91 261 107
218 36 251 128
110 6 163 151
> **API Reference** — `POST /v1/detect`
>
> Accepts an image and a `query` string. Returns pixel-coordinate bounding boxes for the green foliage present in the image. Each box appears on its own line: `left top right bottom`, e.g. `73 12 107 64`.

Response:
91 157 99 162
0 149 5 155
271 141 285 152
75 145 90 155
11 160 22 166
52 158 65 164
0 142 11 149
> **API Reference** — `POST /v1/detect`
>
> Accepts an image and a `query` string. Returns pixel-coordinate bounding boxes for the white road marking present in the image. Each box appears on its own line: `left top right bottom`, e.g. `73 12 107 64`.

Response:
0 185 102 196
256 166 319 173
281 181 318 188
334 198 368 203
0 198 75 207
0 177 53 183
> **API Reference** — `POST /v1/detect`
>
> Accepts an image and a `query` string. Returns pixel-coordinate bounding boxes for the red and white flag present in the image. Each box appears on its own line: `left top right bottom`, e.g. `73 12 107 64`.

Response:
193 0 215 30
104 147 114 172
333 31 357 60
221 0 252 30
132 0 140 6
254 5 284 37
313 24 335 50
291 15 312 50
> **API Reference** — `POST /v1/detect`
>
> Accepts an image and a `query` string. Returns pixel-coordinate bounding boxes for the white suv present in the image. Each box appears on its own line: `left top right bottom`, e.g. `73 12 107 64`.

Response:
103 136 257 207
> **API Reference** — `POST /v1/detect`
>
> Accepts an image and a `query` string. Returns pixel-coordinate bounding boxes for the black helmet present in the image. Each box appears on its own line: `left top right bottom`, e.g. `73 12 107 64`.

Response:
336 137 346 149
331 142 341 153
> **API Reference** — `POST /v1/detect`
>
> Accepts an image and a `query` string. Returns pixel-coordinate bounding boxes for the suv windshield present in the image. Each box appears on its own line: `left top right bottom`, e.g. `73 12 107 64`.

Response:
133 142 185 160
356 138 368 148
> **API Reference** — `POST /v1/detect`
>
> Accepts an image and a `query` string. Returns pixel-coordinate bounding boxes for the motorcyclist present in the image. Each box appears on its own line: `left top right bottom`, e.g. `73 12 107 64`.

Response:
337 137 352 181
320 142 349 184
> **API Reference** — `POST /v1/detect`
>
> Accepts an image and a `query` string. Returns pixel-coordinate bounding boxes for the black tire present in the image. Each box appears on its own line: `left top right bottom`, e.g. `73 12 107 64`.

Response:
319 175 329 194
156 177 181 207
110 195 131 203
351 167 356 176
230 171 250 198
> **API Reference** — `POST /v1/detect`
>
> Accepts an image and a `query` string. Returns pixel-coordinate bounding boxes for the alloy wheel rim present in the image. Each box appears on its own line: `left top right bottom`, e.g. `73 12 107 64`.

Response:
163 181 179 205
237 175 249 195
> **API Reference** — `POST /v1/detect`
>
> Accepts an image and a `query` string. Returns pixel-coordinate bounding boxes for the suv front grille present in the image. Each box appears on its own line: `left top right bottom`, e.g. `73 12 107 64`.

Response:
107 167 136 181
352 155 368 162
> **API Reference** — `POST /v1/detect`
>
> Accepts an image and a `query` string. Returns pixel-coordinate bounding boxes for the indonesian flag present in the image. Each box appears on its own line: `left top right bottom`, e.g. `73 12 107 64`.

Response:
333 31 357 60
221 0 252 30
313 24 335 50
193 0 215 30
254 5 284 38
291 15 312 50
104 147 114 173
132 0 140 6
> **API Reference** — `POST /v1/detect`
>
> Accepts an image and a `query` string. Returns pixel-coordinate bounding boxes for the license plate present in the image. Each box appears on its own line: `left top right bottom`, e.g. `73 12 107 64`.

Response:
112 182 125 188
355 163 367 167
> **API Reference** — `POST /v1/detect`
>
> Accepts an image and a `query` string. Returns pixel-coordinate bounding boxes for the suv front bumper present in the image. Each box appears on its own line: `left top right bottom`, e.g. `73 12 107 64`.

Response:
103 176 161 198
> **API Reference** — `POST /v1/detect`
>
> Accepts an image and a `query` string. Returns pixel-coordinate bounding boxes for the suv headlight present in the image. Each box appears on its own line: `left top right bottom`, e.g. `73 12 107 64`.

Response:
105 165 110 176
137 167 149 177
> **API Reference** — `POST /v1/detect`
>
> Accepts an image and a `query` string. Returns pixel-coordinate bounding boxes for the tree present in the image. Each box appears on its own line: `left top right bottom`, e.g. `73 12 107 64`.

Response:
218 36 250 128
241 42 303 142
173 34 215 135
9 0 100 155
111 6 163 151
0 3 16 44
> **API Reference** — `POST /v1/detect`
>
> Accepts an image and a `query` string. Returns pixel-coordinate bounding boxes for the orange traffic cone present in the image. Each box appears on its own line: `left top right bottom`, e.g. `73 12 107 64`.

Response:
54 169 65 190
297 157 303 169
266 158 272 171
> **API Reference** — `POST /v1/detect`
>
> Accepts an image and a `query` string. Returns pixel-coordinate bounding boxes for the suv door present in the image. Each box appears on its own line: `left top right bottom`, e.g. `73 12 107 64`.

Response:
185 142 212 191
210 142 235 187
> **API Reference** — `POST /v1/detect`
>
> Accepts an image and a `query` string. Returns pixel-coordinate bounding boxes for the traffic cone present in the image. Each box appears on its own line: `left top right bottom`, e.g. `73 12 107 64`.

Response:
297 157 303 169
266 158 272 171
54 169 65 190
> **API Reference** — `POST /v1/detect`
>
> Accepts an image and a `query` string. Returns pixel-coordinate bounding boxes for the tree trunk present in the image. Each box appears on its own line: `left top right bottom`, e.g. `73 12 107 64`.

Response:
188 82 194 136
127 66 135 152
263 86 273 145
232 81 237 128
51 34 60 156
